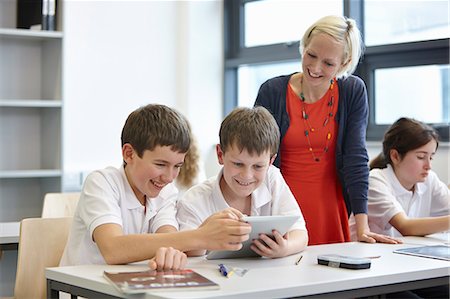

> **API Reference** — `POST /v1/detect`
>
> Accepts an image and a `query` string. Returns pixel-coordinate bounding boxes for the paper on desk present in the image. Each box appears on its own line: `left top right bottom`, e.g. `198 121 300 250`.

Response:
402 233 450 246
204 255 299 269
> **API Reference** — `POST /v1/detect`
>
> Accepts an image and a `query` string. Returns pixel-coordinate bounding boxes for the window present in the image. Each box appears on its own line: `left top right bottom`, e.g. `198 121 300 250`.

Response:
364 0 449 46
244 0 342 47
224 0 450 141
374 65 449 125
238 61 299 107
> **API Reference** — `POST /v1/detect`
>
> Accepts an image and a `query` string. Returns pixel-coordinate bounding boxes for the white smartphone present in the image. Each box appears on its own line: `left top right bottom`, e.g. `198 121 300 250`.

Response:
317 254 371 270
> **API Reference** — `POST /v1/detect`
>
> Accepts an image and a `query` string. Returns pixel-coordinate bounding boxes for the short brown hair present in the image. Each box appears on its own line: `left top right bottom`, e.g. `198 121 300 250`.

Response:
219 106 280 156
121 104 191 157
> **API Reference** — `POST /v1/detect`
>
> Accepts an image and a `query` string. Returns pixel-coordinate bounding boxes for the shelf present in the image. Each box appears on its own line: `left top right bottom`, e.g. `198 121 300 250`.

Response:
0 170 62 179
0 28 63 40
0 99 62 108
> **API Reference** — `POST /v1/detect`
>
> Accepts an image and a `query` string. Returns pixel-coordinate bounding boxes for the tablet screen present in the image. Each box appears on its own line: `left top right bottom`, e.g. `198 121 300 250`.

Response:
393 245 450 261
206 215 299 260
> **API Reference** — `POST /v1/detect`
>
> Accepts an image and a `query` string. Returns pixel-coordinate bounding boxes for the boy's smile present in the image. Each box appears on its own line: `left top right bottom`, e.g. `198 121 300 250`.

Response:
123 145 186 200
217 144 272 204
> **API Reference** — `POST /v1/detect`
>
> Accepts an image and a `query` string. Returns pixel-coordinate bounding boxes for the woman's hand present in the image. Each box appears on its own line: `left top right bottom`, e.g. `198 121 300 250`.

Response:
357 230 402 244
148 247 187 271
354 213 402 244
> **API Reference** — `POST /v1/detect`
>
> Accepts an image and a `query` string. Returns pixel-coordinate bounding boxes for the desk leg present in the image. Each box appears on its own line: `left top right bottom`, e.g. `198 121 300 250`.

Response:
47 279 59 299
46 278 122 299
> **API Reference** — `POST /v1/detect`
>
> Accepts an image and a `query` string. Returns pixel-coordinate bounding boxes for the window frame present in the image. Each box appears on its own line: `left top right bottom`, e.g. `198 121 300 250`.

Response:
224 0 450 141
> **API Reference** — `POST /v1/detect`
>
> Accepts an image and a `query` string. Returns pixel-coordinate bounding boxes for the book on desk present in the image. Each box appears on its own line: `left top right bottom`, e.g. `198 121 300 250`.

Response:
103 269 219 294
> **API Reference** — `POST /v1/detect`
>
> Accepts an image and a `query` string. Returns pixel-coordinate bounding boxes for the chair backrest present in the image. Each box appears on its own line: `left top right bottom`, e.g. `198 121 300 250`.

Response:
41 192 81 218
14 217 72 299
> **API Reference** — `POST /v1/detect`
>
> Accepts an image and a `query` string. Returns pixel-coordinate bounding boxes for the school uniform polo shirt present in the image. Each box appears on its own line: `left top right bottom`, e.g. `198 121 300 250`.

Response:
60 165 178 266
350 164 449 238
176 165 307 232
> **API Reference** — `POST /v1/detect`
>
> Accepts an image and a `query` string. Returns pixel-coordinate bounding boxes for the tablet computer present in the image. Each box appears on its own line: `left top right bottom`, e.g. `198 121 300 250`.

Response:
206 215 299 260
393 245 450 261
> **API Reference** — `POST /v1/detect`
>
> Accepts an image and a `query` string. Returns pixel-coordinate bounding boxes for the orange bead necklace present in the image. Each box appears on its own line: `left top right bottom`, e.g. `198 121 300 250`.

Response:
299 75 335 162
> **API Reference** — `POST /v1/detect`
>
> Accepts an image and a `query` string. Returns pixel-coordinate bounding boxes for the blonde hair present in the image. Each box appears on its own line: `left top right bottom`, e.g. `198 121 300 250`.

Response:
176 136 201 189
300 15 364 79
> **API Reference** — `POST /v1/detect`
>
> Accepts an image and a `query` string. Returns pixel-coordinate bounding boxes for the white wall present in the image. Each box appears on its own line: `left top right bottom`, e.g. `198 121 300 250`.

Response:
62 0 223 189
175 0 223 178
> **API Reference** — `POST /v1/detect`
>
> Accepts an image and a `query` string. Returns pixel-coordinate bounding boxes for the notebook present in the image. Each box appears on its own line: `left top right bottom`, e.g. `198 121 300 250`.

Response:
393 245 450 261
103 269 219 294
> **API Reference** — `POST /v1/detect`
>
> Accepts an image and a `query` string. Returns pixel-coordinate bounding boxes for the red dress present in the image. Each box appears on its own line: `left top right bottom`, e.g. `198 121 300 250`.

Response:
280 83 350 245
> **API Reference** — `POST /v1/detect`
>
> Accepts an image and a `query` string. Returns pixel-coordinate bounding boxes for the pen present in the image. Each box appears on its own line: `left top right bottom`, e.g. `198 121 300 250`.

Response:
295 255 303 265
364 255 381 259
219 263 231 278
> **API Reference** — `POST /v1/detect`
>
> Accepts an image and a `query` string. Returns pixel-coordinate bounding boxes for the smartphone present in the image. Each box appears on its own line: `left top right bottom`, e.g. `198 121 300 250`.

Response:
317 254 371 270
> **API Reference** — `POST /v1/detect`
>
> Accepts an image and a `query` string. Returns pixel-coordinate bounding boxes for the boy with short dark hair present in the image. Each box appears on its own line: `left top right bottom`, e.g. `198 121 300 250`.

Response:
177 106 308 257
60 104 251 269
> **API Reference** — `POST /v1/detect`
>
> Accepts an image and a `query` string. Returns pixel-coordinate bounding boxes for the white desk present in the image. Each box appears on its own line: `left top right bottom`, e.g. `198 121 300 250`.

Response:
46 237 449 299
0 222 20 244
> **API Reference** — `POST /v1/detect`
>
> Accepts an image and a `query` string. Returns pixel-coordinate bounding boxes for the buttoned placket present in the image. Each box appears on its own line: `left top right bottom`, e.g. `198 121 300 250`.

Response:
142 202 155 233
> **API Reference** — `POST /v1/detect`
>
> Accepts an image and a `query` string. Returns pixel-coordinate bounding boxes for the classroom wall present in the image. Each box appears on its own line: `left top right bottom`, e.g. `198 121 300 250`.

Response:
62 0 223 189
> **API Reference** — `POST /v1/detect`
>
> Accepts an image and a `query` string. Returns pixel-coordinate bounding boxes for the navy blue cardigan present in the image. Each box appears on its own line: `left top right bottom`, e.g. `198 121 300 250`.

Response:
254 73 369 216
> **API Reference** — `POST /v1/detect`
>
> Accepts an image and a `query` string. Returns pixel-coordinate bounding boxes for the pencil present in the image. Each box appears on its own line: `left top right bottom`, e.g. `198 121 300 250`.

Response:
295 255 303 265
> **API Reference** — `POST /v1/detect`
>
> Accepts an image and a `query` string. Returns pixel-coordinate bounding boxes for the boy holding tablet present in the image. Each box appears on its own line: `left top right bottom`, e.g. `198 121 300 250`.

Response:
177 106 308 257
60 104 251 269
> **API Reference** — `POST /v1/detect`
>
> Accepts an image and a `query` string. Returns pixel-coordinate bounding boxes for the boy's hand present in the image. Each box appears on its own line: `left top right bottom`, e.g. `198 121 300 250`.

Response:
200 207 245 223
198 208 251 251
250 229 289 258
148 247 187 271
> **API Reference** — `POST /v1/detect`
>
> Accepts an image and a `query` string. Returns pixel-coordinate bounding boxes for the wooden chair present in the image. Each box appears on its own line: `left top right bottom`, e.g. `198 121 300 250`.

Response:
14 217 72 299
41 192 81 218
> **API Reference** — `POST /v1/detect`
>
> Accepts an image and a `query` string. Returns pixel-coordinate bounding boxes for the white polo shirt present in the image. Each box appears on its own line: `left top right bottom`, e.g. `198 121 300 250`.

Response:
60 165 179 266
176 165 307 232
350 164 449 238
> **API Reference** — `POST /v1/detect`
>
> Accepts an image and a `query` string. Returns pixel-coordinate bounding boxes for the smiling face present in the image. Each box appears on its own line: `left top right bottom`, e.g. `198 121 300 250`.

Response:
216 143 274 202
302 32 345 89
123 144 186 200
390 140 437 191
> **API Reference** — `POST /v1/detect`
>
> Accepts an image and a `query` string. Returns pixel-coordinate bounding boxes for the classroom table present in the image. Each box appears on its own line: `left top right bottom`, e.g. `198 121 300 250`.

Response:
46 235 449 299
0 222 20 252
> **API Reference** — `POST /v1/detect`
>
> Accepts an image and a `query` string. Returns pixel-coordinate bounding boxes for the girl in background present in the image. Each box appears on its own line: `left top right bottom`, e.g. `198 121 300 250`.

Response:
175 135 206 196
353 117 449 238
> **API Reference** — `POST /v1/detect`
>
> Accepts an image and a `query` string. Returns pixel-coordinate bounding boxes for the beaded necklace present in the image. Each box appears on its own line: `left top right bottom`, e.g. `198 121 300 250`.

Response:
299 75 335 162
